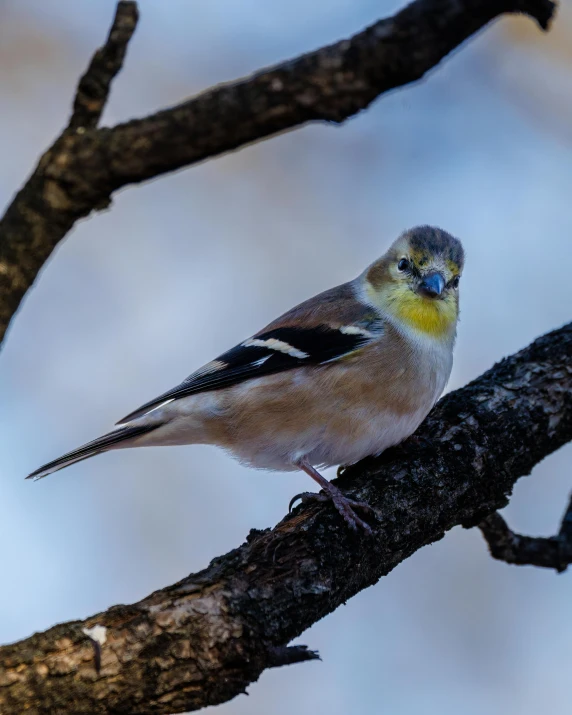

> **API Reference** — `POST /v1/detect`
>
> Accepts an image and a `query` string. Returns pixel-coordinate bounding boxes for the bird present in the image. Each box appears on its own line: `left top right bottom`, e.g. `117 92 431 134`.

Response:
27 225 464 533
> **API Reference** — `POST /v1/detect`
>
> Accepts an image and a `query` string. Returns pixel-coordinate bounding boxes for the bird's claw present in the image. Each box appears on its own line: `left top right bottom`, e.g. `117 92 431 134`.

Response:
289 491 329 512
289 491 375 534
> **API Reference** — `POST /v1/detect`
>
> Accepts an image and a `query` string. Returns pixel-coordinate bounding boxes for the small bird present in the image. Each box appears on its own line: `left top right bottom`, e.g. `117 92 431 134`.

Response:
27 226 464 533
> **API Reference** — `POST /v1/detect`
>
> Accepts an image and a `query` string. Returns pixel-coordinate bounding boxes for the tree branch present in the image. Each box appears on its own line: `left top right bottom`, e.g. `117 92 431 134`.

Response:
0 0 556 345
1 322 571 714
0 1 139 348
68 1 139 130
478 493 572 572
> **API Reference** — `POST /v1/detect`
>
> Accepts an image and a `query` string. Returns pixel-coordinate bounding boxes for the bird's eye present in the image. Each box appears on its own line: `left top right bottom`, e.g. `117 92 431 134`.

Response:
451 276 460 289
397 258 409 272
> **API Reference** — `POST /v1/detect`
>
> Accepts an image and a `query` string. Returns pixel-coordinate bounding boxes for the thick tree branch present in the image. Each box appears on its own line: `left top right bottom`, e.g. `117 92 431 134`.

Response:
1 322 571 714
0 0 556 345
479 494 572 572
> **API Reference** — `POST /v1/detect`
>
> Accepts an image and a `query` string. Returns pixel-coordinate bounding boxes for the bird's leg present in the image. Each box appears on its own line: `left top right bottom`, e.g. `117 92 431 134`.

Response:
290 458 375 534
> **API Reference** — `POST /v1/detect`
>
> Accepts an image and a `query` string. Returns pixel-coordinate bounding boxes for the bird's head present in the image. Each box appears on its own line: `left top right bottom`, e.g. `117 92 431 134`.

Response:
363 226 464 338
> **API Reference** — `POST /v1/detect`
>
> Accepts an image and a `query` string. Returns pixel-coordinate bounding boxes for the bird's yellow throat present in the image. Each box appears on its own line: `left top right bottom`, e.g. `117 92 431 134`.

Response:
368 282 457 338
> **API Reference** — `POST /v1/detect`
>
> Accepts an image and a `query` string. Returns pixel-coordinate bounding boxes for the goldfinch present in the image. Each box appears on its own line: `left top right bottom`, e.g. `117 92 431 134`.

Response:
27 226 464 533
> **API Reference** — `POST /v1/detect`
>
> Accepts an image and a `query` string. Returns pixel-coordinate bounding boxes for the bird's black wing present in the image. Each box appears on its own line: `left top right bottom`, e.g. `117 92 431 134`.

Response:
116 321 382 424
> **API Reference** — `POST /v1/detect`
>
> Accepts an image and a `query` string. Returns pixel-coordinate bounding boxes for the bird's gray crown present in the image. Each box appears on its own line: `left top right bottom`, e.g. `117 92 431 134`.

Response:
404 226 464 270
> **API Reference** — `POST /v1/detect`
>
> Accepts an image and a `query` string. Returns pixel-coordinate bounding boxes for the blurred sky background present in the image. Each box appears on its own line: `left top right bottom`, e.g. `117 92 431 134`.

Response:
1 1 572 713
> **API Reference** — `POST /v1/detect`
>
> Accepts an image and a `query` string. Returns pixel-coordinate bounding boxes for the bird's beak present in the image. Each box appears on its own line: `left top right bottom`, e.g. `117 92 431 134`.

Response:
418 272 445 298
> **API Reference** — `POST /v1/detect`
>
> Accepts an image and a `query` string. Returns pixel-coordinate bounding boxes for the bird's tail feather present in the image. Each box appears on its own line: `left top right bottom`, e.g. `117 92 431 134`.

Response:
26 423 158 481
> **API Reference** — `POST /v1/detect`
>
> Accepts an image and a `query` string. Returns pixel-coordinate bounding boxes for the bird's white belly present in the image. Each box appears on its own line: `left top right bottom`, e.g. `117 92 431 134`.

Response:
229 400 433 471
305 404 433 468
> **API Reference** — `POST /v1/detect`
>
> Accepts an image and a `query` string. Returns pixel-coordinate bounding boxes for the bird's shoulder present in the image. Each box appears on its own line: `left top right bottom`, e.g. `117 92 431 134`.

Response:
260 281 376 332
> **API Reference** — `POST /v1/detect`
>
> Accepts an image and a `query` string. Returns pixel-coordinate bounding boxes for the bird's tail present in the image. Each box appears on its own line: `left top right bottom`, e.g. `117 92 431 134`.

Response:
26 423 158 481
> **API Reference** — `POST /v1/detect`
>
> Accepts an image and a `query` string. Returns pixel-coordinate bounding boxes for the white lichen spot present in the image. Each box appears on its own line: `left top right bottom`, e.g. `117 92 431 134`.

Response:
82 624 108 646
270 78 283 91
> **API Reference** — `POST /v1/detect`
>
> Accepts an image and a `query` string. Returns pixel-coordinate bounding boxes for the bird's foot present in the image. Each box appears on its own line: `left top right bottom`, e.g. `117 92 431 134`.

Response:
289 490 375 534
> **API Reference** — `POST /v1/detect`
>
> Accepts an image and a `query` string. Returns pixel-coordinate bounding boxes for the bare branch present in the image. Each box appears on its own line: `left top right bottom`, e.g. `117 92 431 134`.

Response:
0 0 556 345
479 493 572 572
1 322 571 715
68 1 139 130
0 0 140 348
266 645 321 668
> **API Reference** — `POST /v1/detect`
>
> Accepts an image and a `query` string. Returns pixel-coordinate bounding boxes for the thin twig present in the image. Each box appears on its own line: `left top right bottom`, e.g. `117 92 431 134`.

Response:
479 494 572 573
68 1 139 130
267 645 321 668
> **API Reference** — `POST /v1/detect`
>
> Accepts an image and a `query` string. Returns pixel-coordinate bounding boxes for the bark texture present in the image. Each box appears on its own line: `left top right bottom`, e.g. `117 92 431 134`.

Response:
68 2 139 131
1 322 571 714
0 0 555 345
479 495 572 571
